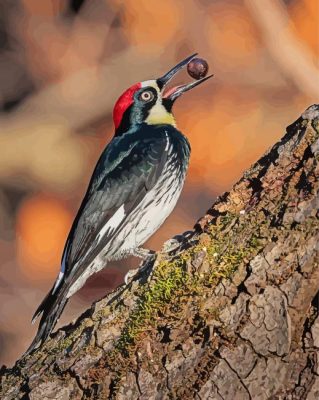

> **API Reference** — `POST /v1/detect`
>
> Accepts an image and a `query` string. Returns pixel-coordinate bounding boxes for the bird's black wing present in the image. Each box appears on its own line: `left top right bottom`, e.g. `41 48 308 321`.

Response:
63 129 171 282
27 130 171 354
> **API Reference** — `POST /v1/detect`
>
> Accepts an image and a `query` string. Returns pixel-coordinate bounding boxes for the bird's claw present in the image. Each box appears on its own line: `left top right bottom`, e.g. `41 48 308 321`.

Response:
124 268 139 285
124 250 156 285
162 231 194 254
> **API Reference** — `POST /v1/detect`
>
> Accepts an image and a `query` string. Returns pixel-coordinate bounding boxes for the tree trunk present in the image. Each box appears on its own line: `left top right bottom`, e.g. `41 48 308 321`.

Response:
1 105 319 400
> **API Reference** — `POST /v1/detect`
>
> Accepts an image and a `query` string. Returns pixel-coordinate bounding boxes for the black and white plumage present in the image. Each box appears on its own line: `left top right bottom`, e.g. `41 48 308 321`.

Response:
27 54 212 354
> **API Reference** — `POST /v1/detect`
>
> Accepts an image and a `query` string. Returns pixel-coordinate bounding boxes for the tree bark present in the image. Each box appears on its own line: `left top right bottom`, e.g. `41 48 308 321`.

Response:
1 105 319 400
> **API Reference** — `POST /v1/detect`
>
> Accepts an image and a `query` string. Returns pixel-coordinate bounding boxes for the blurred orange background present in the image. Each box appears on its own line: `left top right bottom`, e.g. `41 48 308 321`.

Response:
0 0 318 366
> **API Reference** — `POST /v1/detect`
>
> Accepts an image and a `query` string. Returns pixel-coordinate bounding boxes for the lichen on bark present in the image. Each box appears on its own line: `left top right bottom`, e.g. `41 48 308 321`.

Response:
1 105 319 400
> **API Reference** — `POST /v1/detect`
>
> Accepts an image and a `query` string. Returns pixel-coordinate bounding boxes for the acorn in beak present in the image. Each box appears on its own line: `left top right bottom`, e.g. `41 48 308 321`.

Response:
157 53 213 103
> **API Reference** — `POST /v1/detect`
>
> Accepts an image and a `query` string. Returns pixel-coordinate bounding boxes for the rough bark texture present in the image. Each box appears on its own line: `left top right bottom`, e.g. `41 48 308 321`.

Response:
1 105 319 400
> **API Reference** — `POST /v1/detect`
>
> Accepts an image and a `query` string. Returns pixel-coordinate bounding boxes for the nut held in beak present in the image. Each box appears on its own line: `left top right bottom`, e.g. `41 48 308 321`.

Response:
187 58 209 80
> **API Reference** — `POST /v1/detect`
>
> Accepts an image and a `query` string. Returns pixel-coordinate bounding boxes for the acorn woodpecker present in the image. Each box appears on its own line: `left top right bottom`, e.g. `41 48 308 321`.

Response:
27 54 212 353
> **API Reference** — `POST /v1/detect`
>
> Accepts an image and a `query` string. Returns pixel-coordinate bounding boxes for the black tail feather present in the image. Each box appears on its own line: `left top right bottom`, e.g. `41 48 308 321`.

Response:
25 286 68 355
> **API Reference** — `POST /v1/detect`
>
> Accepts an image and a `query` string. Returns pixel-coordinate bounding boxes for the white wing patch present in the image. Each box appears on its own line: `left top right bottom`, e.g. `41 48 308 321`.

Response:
165 132 170 151
97 205 126 243
52 242 69 294
52 271 64 293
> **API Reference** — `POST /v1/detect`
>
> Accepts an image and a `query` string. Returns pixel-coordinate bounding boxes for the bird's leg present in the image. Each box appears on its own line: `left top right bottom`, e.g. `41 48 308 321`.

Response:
124 248 156 284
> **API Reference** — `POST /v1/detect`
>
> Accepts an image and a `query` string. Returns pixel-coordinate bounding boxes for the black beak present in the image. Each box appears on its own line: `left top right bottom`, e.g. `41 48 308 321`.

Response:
157 54 213 103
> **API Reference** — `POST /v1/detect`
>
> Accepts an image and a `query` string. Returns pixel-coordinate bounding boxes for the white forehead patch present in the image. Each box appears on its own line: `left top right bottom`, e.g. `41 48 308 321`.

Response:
141 80 159 90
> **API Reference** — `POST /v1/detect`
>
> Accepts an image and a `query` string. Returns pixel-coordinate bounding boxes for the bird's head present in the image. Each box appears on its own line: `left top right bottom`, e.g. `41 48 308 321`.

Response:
113 54 212 136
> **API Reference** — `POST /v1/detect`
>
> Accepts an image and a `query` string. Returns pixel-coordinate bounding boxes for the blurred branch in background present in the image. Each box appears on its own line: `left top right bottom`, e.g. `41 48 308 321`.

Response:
245 0 319 100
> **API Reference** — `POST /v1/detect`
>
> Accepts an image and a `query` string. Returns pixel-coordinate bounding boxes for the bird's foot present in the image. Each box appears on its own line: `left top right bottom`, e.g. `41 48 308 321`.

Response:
162 230 195 255
162 237 183 253
124 248 156 285
131 247 156 260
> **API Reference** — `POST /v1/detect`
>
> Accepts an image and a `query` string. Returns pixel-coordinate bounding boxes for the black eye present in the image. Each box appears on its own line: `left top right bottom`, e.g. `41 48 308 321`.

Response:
140 90 154 102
